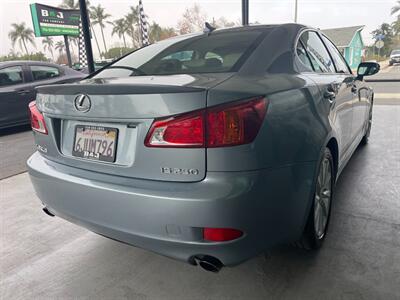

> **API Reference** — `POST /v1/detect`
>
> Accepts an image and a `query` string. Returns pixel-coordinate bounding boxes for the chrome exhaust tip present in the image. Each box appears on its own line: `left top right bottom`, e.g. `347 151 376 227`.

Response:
193 255 223 273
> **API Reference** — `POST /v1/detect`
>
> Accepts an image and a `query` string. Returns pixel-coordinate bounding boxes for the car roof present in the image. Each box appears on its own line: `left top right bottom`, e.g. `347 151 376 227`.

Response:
211 23 306 33
0 60 62 68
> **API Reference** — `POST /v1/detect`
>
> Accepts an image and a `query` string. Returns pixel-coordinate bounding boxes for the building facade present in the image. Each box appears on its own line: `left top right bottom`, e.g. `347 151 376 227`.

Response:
322 26 365 69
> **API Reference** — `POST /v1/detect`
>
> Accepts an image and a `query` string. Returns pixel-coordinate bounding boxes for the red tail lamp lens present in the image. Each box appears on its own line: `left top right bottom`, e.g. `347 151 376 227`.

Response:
29 101 48 135
203 228 243 242
207 97 267 147
145 97 267 148
144 110 205 147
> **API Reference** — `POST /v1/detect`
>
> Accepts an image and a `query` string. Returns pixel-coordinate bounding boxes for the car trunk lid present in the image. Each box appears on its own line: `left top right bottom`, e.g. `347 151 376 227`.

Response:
34 73 232 182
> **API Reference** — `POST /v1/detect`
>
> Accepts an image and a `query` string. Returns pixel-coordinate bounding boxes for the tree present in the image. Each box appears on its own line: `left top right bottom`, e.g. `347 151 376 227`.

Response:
125 6 140 48
149 22 176 43
371 23 394 56
42 37 54 60
104 47 133 59
211 17 238 29
8 23 36 55
391 0 400 15
177 4 207 34
90 5 111 54
59 0 79 9
0 52 48 62
86 7 102 59
55 40 66 56
112 18 128 48
393 16 400 36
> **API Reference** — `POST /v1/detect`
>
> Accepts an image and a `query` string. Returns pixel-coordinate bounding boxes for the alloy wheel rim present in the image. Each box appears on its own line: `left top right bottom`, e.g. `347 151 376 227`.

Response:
314 157 332 239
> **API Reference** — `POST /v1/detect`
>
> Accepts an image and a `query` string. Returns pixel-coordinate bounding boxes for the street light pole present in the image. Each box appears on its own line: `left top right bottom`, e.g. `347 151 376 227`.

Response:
79 0 94 73
63 35 72 68
242 0 249 25
294 0 298 23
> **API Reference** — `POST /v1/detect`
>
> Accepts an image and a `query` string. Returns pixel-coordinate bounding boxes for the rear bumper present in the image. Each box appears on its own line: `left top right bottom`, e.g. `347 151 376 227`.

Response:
28 152 316 266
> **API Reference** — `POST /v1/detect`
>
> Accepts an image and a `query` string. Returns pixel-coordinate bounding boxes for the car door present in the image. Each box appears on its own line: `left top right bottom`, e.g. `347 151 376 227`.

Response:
320 35 364 143
298 30 354 158
0 64 33 127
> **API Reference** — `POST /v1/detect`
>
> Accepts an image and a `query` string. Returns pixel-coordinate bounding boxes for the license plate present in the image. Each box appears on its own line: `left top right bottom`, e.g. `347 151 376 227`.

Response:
72 125 118 162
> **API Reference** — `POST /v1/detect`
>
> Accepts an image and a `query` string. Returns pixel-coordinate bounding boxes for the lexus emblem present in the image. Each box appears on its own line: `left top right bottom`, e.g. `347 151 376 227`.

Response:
74 94 91 112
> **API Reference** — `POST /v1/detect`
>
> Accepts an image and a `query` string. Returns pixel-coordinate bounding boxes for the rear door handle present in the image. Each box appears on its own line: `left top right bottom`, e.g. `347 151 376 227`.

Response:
323 90 336 101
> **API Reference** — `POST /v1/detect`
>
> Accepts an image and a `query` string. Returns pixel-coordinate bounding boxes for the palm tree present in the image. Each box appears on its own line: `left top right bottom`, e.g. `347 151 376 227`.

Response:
59 0 79 9
149 22 176 43
391 0 400 15
125 6 140 47
8 23 35 55
112 18 128 48
55 40 66 56
42 37 54 60
90 5 111 55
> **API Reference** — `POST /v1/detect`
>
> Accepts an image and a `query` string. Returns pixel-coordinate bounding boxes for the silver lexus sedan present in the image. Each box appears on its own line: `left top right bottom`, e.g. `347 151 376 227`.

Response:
28 24 379 272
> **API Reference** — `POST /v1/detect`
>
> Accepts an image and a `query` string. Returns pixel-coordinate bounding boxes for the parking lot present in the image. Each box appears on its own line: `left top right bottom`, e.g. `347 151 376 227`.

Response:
1 65 399 299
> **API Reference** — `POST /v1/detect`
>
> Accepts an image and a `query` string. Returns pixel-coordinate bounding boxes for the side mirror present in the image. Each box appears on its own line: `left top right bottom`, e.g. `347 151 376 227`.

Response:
357 62 380 80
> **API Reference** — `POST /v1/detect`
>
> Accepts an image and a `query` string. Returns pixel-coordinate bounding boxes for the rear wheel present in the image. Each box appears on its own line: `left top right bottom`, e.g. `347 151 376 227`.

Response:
297 148 334 250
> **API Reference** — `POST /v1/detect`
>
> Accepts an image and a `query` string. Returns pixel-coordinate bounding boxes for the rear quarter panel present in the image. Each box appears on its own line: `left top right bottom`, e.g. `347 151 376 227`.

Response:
207 74 330 171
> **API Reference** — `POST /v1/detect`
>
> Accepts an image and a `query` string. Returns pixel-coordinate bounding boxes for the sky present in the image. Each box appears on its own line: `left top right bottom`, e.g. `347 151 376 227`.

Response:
0 0 398 59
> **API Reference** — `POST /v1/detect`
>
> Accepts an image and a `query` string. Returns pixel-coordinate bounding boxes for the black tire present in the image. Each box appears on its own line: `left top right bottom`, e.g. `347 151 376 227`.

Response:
296 148 334 250
361 101 373 145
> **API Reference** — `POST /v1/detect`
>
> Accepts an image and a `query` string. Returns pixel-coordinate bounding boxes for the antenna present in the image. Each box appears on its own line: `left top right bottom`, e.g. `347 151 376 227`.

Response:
204 22 216 34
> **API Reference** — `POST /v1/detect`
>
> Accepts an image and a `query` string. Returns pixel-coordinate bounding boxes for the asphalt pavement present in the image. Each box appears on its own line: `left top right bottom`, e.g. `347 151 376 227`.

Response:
1 105 399 299
0 125 35 179
368 62 400 105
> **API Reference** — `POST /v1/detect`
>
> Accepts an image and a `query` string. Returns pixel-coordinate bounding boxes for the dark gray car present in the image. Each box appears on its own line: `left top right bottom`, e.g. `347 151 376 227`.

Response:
0 61 84 129
27 24 379 272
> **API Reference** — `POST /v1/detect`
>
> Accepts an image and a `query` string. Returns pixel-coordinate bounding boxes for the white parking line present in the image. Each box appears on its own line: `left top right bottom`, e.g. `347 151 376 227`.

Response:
374 93 400 99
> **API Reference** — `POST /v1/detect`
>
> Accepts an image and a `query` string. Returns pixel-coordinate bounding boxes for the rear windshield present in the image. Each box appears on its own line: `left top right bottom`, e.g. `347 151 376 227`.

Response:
93 30 264 78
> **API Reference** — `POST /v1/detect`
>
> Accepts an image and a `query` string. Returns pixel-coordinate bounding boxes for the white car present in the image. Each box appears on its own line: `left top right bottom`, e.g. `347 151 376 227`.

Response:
389 49 400 66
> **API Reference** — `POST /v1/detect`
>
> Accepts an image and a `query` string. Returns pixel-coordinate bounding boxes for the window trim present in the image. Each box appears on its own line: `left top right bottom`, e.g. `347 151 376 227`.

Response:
295 28 336 75
318 33 352 75
296 39 315 72
0 65 25 87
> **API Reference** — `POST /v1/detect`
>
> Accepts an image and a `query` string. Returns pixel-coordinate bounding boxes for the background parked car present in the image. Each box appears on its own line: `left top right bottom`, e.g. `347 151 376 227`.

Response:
0 61 85 129
73 60 114 74
389 49 400 66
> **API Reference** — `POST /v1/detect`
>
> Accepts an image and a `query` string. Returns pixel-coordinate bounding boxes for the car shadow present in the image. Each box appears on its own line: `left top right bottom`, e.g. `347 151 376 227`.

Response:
0 124 31 137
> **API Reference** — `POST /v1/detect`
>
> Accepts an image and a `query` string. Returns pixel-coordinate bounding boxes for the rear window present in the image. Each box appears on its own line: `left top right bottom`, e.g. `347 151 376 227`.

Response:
0 66 23 87
31 65 60 81
93 30 264 78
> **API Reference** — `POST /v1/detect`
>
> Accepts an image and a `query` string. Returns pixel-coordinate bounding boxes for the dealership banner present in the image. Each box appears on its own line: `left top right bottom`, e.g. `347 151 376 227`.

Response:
30 3 80 37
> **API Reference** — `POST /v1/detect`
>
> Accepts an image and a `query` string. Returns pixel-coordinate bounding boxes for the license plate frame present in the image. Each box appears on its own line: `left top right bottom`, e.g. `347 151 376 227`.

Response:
72 125 118 163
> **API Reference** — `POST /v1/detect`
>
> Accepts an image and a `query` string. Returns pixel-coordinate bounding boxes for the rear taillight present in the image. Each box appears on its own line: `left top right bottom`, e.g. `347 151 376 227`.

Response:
29 101 48 134
145 97 267 148
144 110 205 147
203 228 243 242
207 97 267 147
